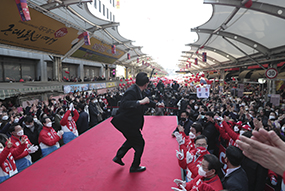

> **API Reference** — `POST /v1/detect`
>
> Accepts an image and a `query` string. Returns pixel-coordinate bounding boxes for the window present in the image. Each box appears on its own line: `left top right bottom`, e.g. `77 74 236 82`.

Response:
99 0 101 12
103 4 105 16
110 0 112 3
107 8 109 19
110 12 112 21
94 0 97 9
113 0 115 7
113 15 115 22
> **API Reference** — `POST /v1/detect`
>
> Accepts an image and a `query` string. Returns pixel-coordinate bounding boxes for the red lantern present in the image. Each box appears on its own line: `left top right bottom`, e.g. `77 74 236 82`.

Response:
244 0 252 8
65 71 70 74
19 79 24 82
196 85 200 88
120 79 123 82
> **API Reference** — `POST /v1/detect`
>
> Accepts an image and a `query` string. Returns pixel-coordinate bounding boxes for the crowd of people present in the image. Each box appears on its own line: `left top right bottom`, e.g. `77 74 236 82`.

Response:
0 77 285 190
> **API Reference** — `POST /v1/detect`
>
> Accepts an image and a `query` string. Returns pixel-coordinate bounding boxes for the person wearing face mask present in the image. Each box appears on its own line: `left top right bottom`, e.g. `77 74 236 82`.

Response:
88 97 99 128
38 117 64 157
172 112 193 137
60 103 79 144
172 154 223 191
176 135 210 182
222 146 248 191
9 124 38 172
175 122 203 158
0 133 27 182
23 116 43 162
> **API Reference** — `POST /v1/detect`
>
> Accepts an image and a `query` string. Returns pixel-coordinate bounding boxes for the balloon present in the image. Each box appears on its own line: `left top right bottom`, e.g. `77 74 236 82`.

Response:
201 74 205 77
201 83 204 86
130 77 132 80
120 79 123 82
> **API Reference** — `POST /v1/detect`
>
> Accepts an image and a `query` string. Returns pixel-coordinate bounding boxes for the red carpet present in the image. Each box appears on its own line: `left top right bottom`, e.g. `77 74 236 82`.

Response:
0 116 180 190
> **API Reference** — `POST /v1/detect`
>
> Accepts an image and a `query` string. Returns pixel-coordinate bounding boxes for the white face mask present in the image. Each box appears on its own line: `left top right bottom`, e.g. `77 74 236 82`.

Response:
0 148 3 153
189 132 196 139
239 130 245 136
26 124 33 128
194 106 199 110
46 122 52 127
16 129 24 137
282 126 285 132
269 115 275 120
14 118 19 123
33 118 38 122
68 116 72 121
198 166 207 177
234 126 239 132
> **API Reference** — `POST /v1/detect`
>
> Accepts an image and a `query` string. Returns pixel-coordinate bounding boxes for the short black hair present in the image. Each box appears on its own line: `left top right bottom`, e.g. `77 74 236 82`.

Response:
40 117 50 125
203 154 222 174
191 122 203 134
226 146 244 166
0 133 8 148
136 72 149 86
194 134 208 144
24 115 33 123
9 123 19 133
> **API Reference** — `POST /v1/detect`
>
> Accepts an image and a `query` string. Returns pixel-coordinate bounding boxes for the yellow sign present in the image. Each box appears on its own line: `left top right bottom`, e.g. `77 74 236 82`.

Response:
71 38 125 64
0 0 80 55
106 82 116 88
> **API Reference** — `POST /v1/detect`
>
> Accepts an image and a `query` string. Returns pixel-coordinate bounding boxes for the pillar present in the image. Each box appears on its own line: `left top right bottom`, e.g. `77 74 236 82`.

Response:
53 56 62 82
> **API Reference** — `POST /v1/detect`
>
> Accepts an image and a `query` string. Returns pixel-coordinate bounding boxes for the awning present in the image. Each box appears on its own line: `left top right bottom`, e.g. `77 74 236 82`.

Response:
239 70 252 79
208 73 220 79
250 70 266 80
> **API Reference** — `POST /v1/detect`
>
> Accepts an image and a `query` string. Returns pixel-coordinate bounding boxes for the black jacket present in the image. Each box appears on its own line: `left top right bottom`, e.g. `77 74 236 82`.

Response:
89 102 99 127
111 84 156 132
76 111 89 134
222 167 248 191
201 120 219 151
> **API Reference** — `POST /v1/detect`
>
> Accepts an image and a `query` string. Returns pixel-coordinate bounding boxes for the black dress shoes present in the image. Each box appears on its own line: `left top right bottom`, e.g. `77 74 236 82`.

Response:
112 156 125 166
130 166 146 173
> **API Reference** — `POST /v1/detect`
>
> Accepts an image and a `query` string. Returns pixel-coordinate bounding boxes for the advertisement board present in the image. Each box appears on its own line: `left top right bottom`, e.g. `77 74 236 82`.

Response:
0 0 80 55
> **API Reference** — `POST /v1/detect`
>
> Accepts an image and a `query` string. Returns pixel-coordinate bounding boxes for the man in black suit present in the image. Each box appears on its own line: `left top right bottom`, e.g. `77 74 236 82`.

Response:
222 145 248 191
111 72 164 173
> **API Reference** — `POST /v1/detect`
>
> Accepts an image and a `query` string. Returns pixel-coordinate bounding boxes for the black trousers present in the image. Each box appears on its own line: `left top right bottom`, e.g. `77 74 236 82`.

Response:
115 128 145 168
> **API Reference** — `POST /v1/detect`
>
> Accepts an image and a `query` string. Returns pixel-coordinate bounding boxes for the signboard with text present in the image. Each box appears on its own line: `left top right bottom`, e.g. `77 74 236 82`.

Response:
71 37 125 64
0 0 80 55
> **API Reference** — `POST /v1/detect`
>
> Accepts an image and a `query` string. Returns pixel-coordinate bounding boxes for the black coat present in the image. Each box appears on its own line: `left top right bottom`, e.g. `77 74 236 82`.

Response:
222 167 248 191
111 84 156 133
202 120 219 151
76 111 89 134
89 102 99 127
241 157 268 191
173 119 193 135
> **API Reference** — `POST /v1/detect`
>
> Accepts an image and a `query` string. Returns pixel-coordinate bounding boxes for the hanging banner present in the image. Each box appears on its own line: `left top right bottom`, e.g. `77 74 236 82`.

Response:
270 94 280 106
0 0 79 55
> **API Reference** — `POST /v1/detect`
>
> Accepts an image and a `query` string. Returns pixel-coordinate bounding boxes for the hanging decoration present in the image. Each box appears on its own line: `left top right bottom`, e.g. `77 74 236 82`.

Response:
127 53 130 60
195 58 198 65
202 52 207 62
83 32 90 45
137 57 139 63
111 45 116 54
15 0 31 22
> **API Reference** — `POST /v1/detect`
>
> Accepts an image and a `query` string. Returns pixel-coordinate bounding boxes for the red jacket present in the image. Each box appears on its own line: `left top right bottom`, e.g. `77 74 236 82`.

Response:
185 174 223 191
215 121 239 147
179 147 210 182
179 132 195 157
10 135 31 160
38 126 61 146
0 143 26 174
